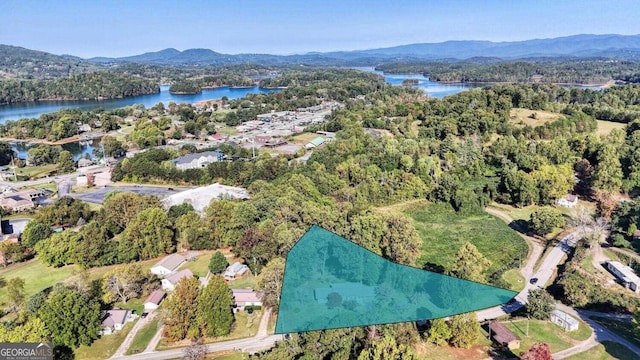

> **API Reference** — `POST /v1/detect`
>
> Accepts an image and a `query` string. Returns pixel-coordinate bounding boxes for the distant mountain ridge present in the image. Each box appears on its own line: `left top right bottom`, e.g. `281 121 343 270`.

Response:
84 34 640 65
4 34 640 71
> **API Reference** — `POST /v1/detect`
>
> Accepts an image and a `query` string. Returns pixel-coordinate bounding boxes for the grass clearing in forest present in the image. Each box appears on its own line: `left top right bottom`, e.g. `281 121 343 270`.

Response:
393 200 528 275
509 108 560 127
596 120 626 136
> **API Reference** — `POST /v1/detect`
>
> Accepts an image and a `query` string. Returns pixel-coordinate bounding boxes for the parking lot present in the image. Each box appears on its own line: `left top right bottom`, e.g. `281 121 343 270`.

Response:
70 185 192 204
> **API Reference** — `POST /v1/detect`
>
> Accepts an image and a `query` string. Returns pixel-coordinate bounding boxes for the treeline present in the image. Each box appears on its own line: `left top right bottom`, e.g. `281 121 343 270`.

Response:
169 74 256 94
376 59 640 84
0 72 159 105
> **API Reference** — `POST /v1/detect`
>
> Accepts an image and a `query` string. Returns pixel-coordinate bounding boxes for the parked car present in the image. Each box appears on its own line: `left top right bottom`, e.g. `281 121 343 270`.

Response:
529 277 538 285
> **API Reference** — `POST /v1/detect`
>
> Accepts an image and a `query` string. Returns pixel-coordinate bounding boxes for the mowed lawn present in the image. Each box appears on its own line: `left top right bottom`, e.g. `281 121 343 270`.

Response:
401 201 528 274
565 341 640 360
0 259 79 305
505 318 591 354
74 322 135 360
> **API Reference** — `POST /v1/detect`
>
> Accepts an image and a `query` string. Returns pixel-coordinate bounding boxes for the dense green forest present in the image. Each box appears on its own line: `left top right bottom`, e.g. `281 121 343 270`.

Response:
377 59 640 84
0 72 159 105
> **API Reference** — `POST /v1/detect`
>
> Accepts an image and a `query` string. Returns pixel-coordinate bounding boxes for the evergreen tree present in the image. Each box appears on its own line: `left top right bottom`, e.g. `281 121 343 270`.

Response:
448 242 491 283
208 251 228 274
197 275 234 337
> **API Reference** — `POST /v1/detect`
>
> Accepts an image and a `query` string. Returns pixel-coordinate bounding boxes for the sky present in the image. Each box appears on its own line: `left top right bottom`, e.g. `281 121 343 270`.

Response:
2 0 640 58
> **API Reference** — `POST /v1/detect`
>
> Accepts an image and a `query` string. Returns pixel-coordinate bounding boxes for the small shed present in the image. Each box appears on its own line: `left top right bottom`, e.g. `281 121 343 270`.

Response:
489 322 520 350
144 289 166 311
550 310 579 332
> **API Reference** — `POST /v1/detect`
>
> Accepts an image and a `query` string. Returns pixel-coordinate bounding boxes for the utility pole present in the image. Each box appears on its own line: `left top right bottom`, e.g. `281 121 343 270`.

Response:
526 315 530 337
11 156 17 182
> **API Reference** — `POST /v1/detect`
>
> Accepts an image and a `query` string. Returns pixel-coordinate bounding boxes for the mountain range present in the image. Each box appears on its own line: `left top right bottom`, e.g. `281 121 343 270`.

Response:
4 34 640 73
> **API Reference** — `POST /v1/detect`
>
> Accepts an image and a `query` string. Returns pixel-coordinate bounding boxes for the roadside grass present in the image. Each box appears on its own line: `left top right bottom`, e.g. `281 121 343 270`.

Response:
502 269 525 292
504 318 592 354
157 310 261 350
19 182 57 193
565 340 640 360
592 317 640 348
398 201 528 274
126 318 159 355
15 164 58 179
0 259 79 304
181 250 214 277
596 120 626 136
206 352 247 360
74 321 135 360
509 108 560 127
489 202 538 222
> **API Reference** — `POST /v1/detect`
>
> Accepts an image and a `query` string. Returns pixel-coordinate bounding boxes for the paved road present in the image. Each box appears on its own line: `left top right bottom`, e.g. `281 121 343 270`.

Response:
478 208 572 322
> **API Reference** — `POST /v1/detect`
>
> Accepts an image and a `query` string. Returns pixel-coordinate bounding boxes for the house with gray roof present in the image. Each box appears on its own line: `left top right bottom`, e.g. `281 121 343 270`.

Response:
161 269 194 291
150 253 186 276
173 150 223 170
223 262 250 280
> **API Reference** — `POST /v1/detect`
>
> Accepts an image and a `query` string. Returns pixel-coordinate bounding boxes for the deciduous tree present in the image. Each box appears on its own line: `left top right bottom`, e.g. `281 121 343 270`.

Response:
357 335 415 360
208 251 228 274
448 312 480 349
520 342 552 360
102 264 150 304
6 277 25 315
530 206 565 236
197 276 234 337
163 277 200 341
258 257 285 309
526 289 555 320
425 318 451 346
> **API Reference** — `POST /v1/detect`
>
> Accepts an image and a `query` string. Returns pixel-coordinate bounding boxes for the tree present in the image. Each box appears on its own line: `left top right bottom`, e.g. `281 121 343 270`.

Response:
258 258 285 309
35 230 80 267
520 342 552 360
197 276 234 337
163 277 200 341
526 289 555 320
425 318 451 346
102 264 150 303
448 242 491 283
102 192 162 232
101 135 126 158
175 212 211 251
120 207 174 261
529 207 565 236
6 277 25 315
593 143 623 192
57 150 75 174
448 312 480 349
21 221 52 248
357 335 415 360
208 251 228 274
38 288 101 348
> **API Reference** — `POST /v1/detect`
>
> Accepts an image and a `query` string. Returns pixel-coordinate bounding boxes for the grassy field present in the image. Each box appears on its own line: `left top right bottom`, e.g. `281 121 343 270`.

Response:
157 310 261 350
501 269 525 292
74 322 135 360
596 120 626 136
0 259 79 304
565 341 640 360
217 127 238 136
509 108 560 127
398 201 528 275
207 352 247 360
290 132 321 144
593 317 640 348
15 164 58 179
126 318 159 355
504 318 592 353
181 251 214 277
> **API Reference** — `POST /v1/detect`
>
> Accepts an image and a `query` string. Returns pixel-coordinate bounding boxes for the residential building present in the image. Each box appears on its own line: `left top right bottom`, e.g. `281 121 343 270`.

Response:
101 309 135 335
173 150 223 170
550 310 579 331
606 261 640 292
314 283 375 305
144 289 166 311
223 262 250 281
150 253 186 276
556 194 578 208
161 269 194 291
78 124 92 133
0 192 35 212
232 289 263 312
77 158 94 168
489 322 520 350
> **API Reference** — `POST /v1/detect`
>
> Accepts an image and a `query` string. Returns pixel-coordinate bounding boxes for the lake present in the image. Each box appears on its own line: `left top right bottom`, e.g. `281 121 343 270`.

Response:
0 85 276 123
12 138 100 161
0 70 476 123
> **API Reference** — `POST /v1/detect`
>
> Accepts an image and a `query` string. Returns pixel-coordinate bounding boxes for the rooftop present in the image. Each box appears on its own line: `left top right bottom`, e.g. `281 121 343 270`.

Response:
551 310 580 326
174 150 223 165
145 289 166 305
102 309 130 327
162 183 249 213
153 253 186 272
165 269 194 285
489 322 519 344
608 261 640 283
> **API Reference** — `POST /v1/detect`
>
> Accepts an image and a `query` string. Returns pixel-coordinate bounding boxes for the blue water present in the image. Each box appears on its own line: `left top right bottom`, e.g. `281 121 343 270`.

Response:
0 85 275 123
0 70 474 123
12 138 99 161
353 66 475 98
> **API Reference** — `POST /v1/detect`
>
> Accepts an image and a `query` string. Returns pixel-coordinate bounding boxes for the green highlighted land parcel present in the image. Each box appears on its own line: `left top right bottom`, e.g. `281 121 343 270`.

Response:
275 225 517 334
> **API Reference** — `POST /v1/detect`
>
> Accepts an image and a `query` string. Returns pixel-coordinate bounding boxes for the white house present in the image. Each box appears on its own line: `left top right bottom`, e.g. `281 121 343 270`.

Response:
556 194 578 208
223 262 250 281
231 289 263 312
173 150 223 170
161 269 194 291
101 309 135 335
607 261 640 292
144 289 166 311
150 253 186 276
550 310 579 332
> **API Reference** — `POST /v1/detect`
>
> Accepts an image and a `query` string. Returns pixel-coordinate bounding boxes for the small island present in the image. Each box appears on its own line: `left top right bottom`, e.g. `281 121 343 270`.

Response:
169 81 202 95
401 79 419 86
